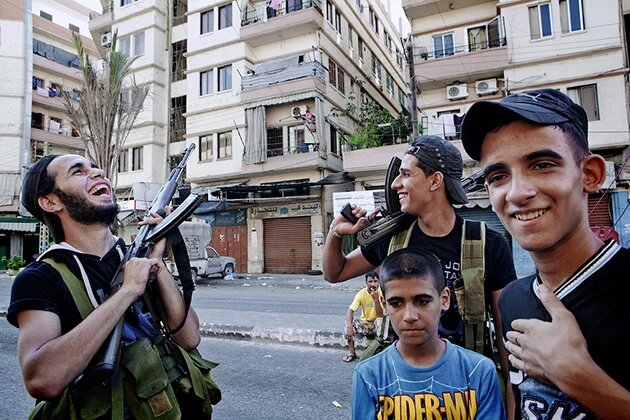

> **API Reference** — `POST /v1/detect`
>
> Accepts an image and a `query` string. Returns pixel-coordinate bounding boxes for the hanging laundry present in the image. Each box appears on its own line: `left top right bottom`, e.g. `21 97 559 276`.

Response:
270 0 283 11
442 113 456 138
427 115 443 136
453 114 465 139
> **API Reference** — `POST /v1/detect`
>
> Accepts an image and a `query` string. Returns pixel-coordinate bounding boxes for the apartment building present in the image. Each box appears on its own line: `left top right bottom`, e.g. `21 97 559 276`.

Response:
403 0 630 274
90 0 408 273
0 0 97 263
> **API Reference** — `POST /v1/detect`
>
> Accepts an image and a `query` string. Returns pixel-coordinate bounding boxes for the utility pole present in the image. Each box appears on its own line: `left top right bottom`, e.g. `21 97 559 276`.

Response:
405 40 418 138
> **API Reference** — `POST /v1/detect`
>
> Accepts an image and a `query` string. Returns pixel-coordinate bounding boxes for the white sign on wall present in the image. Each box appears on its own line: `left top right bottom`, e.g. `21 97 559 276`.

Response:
332 190 385 216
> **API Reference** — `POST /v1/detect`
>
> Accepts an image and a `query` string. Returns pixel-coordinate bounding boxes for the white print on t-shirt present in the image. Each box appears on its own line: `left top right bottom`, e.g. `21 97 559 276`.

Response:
443 261 460 284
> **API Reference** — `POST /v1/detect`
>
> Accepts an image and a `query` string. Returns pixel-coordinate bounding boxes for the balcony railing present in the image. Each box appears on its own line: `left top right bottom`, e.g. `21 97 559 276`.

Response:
89 2 113 20
242 59 324 90
241 0 321 26
267 143 318 157
418 37 507 60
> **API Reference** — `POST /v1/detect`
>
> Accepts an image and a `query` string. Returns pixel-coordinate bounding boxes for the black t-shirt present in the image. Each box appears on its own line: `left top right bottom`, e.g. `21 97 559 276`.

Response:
8 239 126 333
499 240 630 419
362 215 516 341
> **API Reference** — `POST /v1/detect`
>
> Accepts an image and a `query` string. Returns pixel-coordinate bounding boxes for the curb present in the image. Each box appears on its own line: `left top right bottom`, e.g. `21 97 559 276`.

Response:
0 311 354 350
199 323 348 348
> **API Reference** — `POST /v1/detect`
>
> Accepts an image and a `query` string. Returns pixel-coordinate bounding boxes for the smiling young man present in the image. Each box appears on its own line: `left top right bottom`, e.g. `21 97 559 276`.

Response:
462 88 630 418
8 154 206 418
352 249 505 419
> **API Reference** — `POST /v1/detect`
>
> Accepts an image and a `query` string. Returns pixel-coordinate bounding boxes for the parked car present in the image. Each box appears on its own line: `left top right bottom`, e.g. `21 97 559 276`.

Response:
169 245 236 282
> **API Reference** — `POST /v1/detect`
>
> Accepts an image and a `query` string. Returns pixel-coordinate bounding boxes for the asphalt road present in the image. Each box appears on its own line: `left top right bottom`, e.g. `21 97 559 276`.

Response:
0 319 355 419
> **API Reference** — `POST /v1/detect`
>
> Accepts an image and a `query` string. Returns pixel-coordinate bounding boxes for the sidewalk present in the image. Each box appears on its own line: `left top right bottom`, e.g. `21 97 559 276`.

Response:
0 271 369 349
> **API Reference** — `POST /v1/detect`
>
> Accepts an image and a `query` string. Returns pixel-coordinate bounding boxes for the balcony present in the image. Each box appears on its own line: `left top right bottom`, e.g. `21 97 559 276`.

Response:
31 127 84 150
414 43 507 88
403 0 491 20
241 59 326 104
88 2 113 34
240 0 323 47
343 143 409 178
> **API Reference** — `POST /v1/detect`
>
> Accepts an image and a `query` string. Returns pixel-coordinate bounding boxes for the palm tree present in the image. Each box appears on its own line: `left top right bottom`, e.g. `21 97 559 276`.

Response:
60 31 149 189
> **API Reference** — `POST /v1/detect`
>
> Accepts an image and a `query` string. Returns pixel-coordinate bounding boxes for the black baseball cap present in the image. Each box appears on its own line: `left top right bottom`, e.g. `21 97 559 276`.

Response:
407 135 468 204
21 154 64 242
461 88 589 161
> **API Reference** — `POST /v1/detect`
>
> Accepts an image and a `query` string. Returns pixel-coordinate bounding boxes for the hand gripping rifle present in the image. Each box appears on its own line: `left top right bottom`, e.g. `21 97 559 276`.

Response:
341 156 485 248
81 143 203 382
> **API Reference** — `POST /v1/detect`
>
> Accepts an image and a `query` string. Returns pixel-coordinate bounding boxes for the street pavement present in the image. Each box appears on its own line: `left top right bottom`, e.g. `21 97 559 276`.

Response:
0 270 369 349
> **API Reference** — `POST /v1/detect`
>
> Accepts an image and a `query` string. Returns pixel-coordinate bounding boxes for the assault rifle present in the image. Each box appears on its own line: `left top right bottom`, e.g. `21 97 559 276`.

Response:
341 157 485 248
81 143 202 382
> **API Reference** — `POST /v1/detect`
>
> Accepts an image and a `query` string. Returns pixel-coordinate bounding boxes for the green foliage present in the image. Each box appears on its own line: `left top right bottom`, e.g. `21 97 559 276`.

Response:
330 84 411 149
60 31 149 190
1 256 26 271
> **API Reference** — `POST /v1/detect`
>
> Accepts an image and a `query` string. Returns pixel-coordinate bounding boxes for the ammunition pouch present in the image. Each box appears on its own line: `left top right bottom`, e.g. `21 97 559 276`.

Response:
28 337 221 420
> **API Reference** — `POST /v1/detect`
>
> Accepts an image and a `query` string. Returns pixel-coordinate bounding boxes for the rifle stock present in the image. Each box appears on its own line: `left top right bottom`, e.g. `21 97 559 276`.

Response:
77 144 198 383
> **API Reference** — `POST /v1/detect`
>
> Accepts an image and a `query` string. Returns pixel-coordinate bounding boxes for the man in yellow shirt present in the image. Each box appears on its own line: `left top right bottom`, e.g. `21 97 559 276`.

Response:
344 271 384 362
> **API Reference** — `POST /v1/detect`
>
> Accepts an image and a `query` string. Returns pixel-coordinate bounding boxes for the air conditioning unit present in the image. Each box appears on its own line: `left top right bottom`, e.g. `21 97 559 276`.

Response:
101 32 112 48
291 106 302 118
446 83 468 100
475 78 498 96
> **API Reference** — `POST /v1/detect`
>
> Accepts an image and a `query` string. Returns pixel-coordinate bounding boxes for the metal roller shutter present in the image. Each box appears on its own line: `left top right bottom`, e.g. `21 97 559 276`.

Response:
455 207 511 246
263 217 312 274
588 193 612 227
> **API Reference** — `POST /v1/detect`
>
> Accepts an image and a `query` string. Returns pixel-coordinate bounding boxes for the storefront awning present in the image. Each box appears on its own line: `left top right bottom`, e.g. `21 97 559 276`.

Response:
193 200 227 215
0 217 38 232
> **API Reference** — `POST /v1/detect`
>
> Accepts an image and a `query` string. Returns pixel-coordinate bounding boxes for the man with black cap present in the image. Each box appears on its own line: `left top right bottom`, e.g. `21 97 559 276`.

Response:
8 154 202 416
462 88 630 418
323 135 516 407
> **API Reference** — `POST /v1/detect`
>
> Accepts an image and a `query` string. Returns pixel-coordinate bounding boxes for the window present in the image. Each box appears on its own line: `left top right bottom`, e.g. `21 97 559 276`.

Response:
69 23 80 33
433 33 454 58
328 59 345 94
337 66 345 95
119 89 130 109
31 112 44 129
119 36 131 57
369 8 379 34
568 84 599 120
171 40 187 82
32 76 44 90
217 131 232 159
199 135 213 161
529 3 553 40
132 146 143 171
329 60 336 85
398 89 407 107
386 72 394 97
118 150 128 173
560 0 584 33
201 10 214 34
218 64 232 92
329 125 338 155
121 0 131 5
335 10 342 34
200 69 213 95
289 125 306 152
287 0 303 13
49 116 62 133
218 4 232 29
358 37 364 59
348 27 354 49
326 1 333 25
384 33 392 53
40 11 53 21
267 127 284 157
170 96 186 143
371 54 381 83
134 31 145 56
